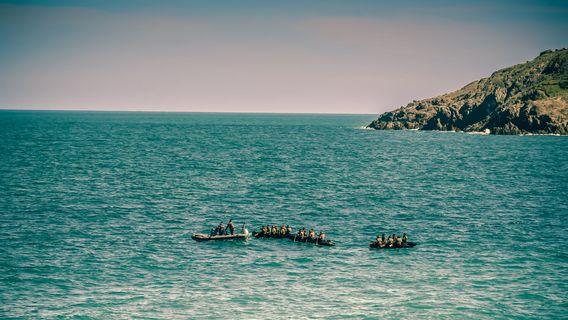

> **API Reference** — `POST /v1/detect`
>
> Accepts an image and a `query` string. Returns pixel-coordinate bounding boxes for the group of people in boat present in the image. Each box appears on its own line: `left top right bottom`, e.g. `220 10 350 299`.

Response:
295 227 326 241
211 219 248 236
256 225 326 241
373 233 409 248
208 221 409 248
258 224 293 236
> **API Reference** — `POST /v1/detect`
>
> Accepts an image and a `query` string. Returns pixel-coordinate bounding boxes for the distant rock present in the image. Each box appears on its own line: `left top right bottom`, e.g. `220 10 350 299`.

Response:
368 48 568 135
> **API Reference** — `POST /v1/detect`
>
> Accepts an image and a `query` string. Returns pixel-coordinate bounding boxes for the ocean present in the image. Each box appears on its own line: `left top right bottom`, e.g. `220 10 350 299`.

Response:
0 110 566 319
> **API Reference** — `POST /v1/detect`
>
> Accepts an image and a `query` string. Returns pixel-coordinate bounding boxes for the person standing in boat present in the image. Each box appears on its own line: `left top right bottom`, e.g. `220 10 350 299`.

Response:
217 222 225 235
226 219 235 235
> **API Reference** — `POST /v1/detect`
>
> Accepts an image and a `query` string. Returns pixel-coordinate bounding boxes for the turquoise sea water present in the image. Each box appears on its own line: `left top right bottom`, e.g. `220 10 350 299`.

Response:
0 110 567 319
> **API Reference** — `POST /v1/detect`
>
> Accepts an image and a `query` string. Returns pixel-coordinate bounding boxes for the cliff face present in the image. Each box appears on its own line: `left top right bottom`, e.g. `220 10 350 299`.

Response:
368 48 568 135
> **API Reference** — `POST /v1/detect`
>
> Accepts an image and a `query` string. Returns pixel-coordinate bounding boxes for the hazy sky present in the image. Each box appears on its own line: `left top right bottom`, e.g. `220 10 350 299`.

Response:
1 0 567 114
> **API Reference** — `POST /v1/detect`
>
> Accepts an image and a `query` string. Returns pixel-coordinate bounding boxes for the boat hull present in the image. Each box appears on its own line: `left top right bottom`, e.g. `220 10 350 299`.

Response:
253 232 335 246
253 232 289 239
191 233 250 242
369 241 417 249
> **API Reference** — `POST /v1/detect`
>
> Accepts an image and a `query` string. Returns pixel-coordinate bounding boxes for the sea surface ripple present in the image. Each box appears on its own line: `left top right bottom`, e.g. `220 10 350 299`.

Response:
0 111 567 319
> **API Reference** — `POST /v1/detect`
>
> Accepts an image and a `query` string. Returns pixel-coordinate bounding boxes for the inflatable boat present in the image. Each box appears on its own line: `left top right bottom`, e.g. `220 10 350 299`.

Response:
289 234 335 246
369 241 417 249
254 232 335 246
191 233 250 242
253 232 289 239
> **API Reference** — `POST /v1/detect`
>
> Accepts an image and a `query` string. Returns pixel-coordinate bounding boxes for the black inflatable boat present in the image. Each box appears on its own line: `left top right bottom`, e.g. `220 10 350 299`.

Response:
254 232 335 246
369 241 417 249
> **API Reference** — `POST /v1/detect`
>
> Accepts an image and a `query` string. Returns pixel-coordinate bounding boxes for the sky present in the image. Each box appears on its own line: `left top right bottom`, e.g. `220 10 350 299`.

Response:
0 0 567 114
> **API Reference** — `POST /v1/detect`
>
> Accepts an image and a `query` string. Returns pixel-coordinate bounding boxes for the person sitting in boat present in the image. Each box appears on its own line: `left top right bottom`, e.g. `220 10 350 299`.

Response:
375 234 382 246
318 231 326 241
271 225 278 236
308 228 315 239
396 235 403 247
388 235 395 247
217 222 225 235
402 233 408 245
286 225 292 235
242 223 249 235
381 234 387 247
226 219 235 235
280 225 287 236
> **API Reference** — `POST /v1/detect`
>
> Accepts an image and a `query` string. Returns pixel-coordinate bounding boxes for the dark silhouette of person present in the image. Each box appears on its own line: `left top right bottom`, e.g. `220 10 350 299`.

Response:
226 219 235 235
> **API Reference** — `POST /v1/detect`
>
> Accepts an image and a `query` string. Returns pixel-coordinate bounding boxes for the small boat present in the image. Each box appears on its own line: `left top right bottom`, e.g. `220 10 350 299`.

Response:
191 233 250 242
369 241 417 249
253 232 289 239
253 232 335 246
289 234 335 247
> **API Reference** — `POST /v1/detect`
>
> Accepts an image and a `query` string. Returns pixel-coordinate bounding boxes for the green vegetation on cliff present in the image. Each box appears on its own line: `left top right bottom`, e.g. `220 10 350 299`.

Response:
368 48 568 135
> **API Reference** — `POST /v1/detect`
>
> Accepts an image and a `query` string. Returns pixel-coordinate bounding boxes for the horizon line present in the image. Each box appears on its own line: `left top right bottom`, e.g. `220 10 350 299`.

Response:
0 108 379 116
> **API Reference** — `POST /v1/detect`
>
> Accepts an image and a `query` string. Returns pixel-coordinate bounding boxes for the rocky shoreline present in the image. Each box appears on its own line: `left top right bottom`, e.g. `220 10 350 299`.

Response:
368 48 568 135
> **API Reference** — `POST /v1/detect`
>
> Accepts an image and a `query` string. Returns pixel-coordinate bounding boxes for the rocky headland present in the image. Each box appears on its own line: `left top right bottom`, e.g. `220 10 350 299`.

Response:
368 48 568 135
